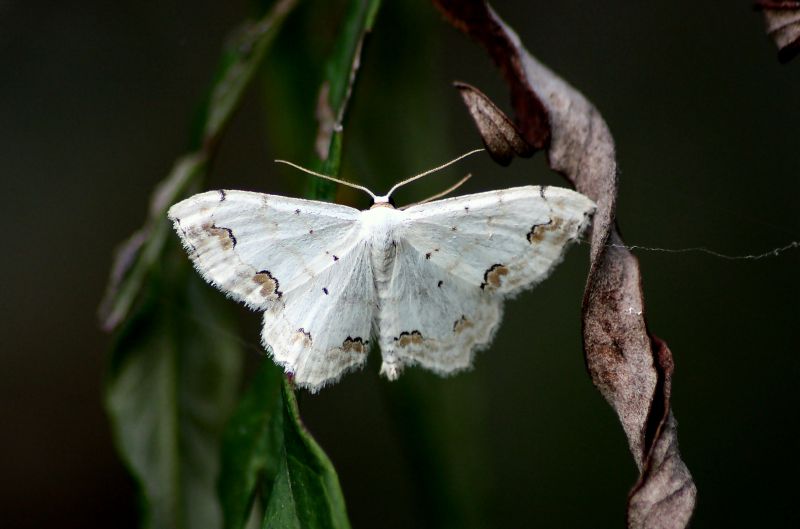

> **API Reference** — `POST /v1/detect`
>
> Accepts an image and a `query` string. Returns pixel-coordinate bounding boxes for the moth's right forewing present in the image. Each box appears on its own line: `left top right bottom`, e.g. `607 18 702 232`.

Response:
167 190 361 311
402 186 595 297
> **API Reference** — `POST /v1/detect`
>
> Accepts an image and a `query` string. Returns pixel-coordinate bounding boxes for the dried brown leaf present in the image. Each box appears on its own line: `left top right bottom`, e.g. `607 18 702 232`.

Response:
627 337 696 529
435 1 696 526
755 1 800 63
433 1 550 149
454 81 534 166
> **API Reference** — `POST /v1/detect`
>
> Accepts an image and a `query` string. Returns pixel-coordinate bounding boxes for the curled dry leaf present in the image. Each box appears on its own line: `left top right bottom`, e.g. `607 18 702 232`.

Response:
627 337 696 529
435 1 696 526
454 81 535 166
755 1 800 63
432 2 550 150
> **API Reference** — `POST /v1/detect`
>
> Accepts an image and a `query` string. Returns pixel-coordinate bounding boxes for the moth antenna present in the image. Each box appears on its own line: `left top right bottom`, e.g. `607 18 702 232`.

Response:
386 148 484 198
401 174 472 210
275 159 377 200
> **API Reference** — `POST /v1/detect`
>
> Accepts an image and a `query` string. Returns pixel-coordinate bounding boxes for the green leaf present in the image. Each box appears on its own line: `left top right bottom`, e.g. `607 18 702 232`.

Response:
219 361 284 529
99 153 207 332
262 380 351 529
310 0 381 205
106 259 242 529
314 0 382 165
204 0 300 144
323 0 379 116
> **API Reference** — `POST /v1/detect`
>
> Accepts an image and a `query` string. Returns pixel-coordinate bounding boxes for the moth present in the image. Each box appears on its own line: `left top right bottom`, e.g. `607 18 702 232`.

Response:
168 151 596 392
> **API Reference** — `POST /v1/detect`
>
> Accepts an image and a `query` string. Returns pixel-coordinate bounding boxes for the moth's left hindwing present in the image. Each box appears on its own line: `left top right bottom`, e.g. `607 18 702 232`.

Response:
168 190 375 391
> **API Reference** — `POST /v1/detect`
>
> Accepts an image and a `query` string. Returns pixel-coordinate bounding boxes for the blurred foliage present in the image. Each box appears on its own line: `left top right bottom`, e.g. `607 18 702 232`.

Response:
218 361 283 529
106 255 242 529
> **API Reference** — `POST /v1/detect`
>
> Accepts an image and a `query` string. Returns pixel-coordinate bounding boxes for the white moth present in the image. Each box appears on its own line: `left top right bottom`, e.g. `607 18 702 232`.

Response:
168 151 596 392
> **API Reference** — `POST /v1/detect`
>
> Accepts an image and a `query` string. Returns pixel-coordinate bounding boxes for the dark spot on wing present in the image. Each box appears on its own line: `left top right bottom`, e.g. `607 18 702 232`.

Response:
219 190 226 201
453 315 474 333
322 287 329 295
539 186 548 200
437 280 443 288
342 336 368 354
425 252 432 260
451 226 457 231
222 227 236 246
332 254 339 261
294 208 300 214
309 229 314 234
293 328 312 346
254 270 282 298
527 218 561 244
480 263 509 290
206 224 236 249
394 330 423 347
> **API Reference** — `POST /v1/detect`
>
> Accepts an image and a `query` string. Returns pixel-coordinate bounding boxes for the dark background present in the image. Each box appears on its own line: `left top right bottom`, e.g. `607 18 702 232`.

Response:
2 1 798 528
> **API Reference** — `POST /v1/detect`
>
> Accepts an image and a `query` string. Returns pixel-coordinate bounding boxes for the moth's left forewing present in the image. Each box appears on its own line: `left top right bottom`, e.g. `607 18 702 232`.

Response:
167 190 361 310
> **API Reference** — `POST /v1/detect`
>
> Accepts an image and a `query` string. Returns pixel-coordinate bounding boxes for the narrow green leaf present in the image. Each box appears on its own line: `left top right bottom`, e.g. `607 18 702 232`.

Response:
313 130 343 200
261 456 301 529
313 0 383 179
99 153 207 331
219 361 284 529
204 0 300 143
328 0 382 110
262 380 351 529
106 260 242 529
